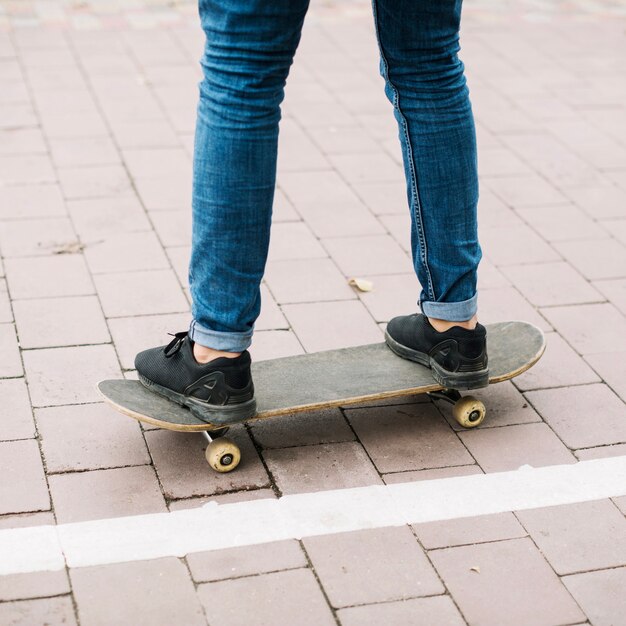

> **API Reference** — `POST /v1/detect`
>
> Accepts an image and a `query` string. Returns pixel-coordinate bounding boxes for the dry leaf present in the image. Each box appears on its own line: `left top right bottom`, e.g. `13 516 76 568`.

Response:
52 242 85 255
470 566 481 574
348 277 373 292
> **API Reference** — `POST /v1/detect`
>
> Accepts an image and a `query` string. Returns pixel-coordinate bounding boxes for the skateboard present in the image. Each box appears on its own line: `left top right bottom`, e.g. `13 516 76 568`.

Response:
98 321 545 473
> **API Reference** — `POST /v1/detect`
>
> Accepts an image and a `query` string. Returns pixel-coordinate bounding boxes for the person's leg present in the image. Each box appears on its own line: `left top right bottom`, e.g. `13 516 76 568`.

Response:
134 0 309 422
373 0 488 388
190 0 310 357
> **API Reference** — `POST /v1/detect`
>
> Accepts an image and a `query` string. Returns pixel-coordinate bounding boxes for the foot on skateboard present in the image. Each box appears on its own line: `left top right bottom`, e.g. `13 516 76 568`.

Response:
99 321 545 473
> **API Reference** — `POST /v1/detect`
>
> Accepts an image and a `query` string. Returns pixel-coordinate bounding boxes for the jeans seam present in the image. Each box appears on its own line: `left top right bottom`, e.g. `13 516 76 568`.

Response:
371 0 435 302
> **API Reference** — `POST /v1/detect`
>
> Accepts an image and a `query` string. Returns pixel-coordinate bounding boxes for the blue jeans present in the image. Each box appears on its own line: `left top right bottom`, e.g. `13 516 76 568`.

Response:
189 0 481 352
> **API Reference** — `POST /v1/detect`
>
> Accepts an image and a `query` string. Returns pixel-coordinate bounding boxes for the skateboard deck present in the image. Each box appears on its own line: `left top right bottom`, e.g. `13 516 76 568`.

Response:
99 321 544 473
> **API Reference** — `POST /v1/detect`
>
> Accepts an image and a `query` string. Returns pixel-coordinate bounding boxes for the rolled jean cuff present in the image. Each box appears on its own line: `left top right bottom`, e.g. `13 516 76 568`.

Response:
420 293 478 322
189 319 253 352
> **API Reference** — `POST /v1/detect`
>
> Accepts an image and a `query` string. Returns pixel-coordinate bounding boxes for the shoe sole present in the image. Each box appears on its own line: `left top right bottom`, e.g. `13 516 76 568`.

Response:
384 331 489 391
138 374 257 425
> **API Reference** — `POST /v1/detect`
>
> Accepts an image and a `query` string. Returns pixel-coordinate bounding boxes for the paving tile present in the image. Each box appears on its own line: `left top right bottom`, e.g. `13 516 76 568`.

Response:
0 378 35 441
267 222 327 261
479 147 534 177
255 283 288 331
0 440 49 515
282 300 382 352
168 488 276 512
563 567 626 626
0 570 70 602
515 332 601 391
150 209 191 247
0 154 56 185
351 180 408 215
110 119 180 150
272 188 299 222
594 278 626 315
564 183 626 219
58 164 133 199
501 261 602 307
84 231 170 274
121 147 191 179
337 595 466 626
459 423 576 473
198 568 335 626
556 238 626 281
413 512 526 550
108 313 191 370
575 443 626 460
526 384 626 449
13 295 110 349
0 128 47 156
23 344 121 407
479 224 560 266
382 464 483 484
0 218 77 258
379 213 412 253
519 204 607 243
0 279 13 323
585 351 626 403
485 174 568 208
346 403 473 473
357 273 420 323
0 184 66 220
310 125 380 155
264 258 355 304
516 500 626 574
541 303 626 355
146 427 269 499
36 403 150 473
50 465 166 524
248 329 304 361
68 194 151 242
0 323 22 378
0 102 37 129
41 112 110 140
477 287 551 332
187 539 306 582
430 537 585 626
322 234 409 276
94 269 188 317
71 558 205 626
133 175 191 210
276 119 330 172
0 596 77 626
0 512 55 533
250 408 354 449
305 526 443 608
264 441 381 495
5 255 94 300
328 152 404 183
442 381 542 430
49 136 120 168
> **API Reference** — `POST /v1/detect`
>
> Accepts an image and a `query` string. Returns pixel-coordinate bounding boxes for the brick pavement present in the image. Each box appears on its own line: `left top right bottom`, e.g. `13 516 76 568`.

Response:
0 0 625 624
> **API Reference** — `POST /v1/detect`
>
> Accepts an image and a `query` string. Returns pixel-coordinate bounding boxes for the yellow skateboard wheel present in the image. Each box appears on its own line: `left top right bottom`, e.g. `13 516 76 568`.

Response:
205 437 241 472
453 396 486 428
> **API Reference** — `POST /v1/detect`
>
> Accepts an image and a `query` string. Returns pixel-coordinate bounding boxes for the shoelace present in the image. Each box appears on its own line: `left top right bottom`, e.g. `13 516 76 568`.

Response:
163 331 188 358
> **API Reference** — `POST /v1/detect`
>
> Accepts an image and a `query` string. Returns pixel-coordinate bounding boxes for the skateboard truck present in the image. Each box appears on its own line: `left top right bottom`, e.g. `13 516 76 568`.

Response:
200 427 243 473
428 389 486 428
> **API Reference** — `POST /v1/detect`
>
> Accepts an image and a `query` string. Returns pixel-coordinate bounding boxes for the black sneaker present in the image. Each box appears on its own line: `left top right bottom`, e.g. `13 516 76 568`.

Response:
134 331 257 425
385 313 489 390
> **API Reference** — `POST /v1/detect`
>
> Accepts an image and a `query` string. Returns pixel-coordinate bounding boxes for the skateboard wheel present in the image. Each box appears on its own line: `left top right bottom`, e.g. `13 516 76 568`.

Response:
205 437 241 473
453 396 486 428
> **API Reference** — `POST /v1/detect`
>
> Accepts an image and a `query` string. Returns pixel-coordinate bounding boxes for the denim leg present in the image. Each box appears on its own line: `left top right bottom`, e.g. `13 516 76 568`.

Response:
190 0 310 351
372 0 481 322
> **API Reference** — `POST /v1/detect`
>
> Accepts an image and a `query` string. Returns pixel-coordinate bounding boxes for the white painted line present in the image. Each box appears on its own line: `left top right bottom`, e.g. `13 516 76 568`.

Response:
1 456 625 576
